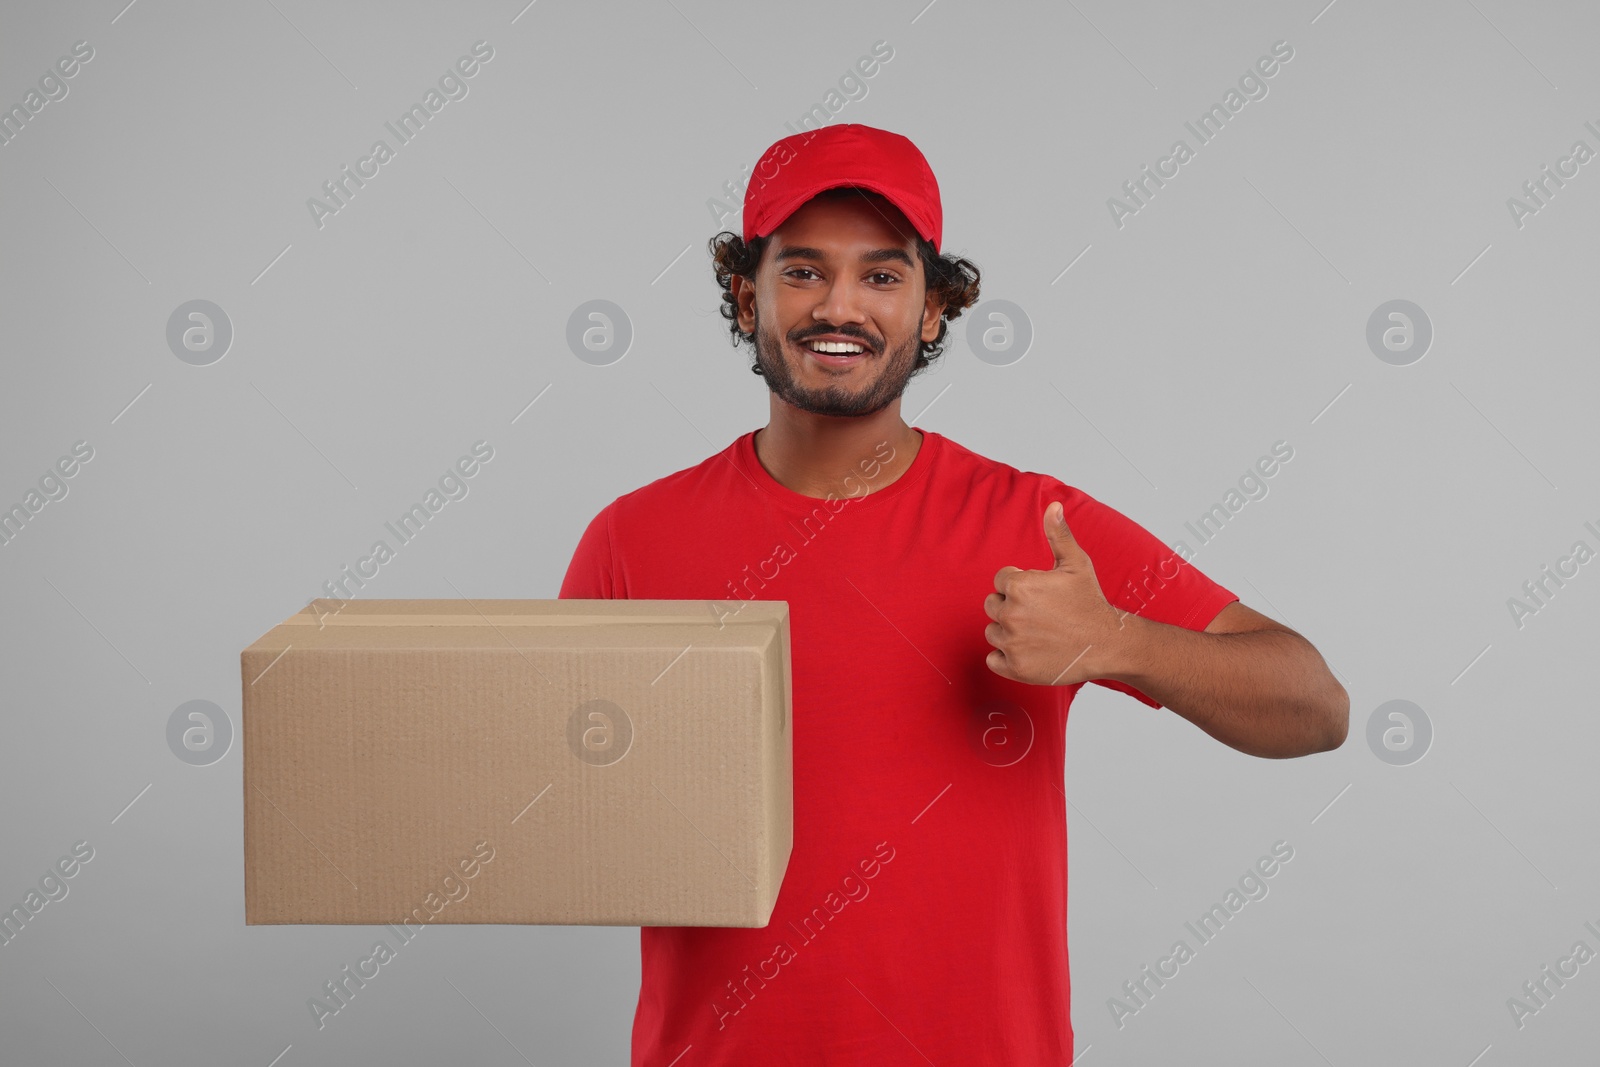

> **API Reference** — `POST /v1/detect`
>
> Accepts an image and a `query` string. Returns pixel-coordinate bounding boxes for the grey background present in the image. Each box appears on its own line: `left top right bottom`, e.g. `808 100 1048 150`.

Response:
2 0 1596 1063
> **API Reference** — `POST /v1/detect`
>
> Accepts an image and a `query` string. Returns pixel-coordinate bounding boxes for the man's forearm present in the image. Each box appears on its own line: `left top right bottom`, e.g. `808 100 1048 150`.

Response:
1093 615 1348 759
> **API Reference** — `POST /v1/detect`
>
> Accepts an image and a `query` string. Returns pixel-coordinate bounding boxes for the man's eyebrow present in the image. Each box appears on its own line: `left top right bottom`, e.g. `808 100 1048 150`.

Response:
773 245 916 268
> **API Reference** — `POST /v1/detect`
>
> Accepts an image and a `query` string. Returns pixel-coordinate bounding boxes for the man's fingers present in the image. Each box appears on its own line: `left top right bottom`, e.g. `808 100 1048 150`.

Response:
985 647 1014 680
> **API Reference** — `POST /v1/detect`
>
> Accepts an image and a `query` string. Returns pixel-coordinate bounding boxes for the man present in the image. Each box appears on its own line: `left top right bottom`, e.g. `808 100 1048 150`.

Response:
560 123 1347 1065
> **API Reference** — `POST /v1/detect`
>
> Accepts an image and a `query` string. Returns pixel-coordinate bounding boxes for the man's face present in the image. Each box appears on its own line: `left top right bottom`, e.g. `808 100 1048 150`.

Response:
735 191 941 418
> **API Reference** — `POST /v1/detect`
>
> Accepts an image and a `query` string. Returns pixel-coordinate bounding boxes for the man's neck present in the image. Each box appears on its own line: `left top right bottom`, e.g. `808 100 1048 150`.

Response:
752 408 923 500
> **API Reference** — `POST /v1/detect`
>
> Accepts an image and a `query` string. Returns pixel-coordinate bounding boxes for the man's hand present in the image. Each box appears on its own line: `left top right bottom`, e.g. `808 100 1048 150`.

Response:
984 501 1130 686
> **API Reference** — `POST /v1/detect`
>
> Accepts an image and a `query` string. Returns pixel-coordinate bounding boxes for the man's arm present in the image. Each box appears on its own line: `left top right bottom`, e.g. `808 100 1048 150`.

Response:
985 501 1348 760
1098 600 1349 759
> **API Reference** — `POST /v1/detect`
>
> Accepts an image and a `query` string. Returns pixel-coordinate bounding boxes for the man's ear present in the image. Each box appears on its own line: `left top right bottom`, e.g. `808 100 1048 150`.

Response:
732 275 764 334
732 273 756 334
921 293 944 343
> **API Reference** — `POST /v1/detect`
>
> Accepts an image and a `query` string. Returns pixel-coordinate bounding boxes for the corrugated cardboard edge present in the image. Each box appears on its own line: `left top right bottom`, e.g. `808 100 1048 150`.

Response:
758 601 795 926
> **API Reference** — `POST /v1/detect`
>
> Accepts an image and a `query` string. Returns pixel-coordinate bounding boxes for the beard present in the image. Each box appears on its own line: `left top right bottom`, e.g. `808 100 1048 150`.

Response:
749 305 926 418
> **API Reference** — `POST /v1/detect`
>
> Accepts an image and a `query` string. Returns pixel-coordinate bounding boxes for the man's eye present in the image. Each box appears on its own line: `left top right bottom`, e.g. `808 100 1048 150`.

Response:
870 272 898 284
786 268 818 280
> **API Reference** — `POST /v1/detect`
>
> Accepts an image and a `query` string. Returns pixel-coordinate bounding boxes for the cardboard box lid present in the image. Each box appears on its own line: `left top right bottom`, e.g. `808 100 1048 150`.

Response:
242 599 791 927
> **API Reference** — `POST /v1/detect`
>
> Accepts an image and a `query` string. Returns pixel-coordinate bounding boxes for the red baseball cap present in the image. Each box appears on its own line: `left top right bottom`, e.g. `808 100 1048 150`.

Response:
741 123 942 253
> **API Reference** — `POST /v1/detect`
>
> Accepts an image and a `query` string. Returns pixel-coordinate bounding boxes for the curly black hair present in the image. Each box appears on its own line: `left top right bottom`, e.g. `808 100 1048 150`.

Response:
708 188 981 374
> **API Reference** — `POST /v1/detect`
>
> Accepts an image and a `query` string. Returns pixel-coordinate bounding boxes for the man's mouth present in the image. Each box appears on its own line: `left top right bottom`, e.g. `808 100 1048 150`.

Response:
798 337 872 366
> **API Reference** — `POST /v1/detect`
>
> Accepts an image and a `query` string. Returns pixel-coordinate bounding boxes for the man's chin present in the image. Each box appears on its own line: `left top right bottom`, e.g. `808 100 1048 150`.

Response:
777 380 906 419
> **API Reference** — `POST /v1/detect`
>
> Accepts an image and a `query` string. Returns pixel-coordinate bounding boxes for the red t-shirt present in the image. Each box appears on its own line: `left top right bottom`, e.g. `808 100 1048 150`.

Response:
559 426 1237 1065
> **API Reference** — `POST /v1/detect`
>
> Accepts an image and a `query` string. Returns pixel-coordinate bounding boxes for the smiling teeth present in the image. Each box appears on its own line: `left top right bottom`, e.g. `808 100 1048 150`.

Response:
808 341 865 354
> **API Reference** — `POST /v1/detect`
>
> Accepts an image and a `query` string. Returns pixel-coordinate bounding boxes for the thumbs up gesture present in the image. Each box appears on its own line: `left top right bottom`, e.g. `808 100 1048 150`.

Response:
984 501 1129 686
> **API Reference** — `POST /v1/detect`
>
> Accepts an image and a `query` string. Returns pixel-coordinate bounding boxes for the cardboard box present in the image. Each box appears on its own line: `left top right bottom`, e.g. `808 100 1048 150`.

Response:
241 598 792 927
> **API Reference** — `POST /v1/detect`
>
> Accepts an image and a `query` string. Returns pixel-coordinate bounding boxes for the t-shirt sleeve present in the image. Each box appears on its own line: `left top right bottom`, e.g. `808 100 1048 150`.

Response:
1058 485 1239 709
557 502 618 600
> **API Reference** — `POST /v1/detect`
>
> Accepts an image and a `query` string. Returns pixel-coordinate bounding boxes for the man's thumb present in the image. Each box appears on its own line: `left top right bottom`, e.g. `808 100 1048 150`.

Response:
1044 501 1083 567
